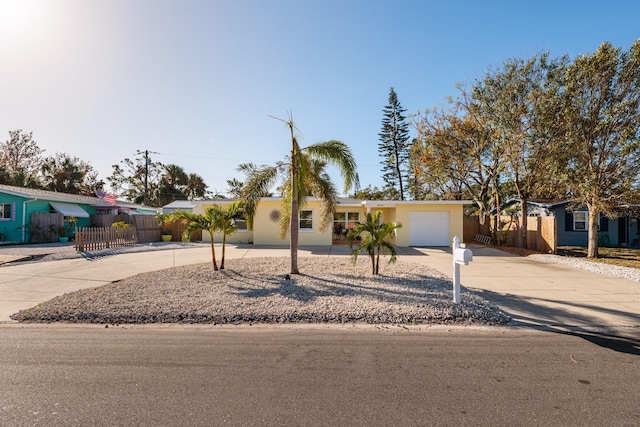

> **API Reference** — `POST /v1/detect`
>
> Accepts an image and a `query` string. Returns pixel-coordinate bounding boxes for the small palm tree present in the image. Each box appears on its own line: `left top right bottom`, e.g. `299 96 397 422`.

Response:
346 211 402 275
173 201 244 271
211 201 243 269
173 210 219 270
242 114 358 274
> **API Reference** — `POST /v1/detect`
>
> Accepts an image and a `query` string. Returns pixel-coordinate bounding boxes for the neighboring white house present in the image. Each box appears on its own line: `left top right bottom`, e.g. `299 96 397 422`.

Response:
162 200 197 214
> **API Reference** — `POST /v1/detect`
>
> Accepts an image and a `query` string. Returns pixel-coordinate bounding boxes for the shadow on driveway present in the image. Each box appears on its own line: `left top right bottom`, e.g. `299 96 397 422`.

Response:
472 288 640 356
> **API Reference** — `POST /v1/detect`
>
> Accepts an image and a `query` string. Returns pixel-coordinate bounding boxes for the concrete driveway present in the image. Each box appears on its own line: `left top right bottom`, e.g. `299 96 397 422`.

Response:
1 243 639 328
397 245 640 328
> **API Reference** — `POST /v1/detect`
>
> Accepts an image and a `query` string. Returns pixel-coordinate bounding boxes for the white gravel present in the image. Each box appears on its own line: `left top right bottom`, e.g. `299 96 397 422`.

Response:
528 254 640 282
10 257 510 325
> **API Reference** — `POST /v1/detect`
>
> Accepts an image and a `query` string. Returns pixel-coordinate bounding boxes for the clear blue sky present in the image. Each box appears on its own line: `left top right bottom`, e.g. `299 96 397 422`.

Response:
1 0 639 197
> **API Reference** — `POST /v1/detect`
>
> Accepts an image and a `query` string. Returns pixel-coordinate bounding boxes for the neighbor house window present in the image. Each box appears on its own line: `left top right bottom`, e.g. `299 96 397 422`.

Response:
573 211 588 231
300 210 313 230
0 204 11 220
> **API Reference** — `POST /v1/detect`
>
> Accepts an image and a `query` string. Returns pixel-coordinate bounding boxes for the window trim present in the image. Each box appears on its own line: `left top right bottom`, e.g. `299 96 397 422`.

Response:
333 211 360 232
299 210 313 231
573 211 588 231
234 218 248 233
0 203 11 221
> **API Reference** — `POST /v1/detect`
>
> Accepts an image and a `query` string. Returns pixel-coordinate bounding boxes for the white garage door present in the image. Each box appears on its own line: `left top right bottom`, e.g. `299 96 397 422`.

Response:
408 211 450 246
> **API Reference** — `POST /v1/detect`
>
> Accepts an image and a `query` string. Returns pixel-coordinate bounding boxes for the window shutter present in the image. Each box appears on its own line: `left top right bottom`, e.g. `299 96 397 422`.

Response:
565 211 573 231
12 203 16 221
600 215 608 232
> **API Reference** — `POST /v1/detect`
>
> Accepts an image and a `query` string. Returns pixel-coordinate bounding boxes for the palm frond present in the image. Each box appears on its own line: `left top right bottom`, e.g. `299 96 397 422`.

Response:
241 165 279 229
304 140 359 193
305 160 337 231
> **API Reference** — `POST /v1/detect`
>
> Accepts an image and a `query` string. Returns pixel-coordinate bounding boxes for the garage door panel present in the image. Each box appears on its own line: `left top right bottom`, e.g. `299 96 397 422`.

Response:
408 212 449 246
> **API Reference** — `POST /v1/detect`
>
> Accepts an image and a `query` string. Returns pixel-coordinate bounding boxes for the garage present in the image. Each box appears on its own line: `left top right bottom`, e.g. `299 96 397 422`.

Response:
408 211 450 246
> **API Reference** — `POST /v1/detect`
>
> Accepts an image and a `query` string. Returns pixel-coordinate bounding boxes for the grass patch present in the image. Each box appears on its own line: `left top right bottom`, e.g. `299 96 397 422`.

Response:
557 246 640 269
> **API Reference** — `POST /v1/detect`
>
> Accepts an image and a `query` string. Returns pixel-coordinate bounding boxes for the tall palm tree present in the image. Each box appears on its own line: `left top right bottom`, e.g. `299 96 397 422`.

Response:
242 114 358 274
346 210 402 275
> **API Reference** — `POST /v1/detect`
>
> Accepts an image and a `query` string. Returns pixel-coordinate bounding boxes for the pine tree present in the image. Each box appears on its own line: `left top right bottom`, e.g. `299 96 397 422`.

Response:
378 87 410 200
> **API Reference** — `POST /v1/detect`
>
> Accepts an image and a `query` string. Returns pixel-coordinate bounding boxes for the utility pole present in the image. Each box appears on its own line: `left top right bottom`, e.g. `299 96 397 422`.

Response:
136 149 159 205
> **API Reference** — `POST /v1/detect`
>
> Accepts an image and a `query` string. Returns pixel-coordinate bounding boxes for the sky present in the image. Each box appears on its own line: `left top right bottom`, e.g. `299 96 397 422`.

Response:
1 0 639 198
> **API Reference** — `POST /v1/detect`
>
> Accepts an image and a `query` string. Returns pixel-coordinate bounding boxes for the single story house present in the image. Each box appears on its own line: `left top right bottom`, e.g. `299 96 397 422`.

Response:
498 199 640 247
0 184 155 243
190 197 472 247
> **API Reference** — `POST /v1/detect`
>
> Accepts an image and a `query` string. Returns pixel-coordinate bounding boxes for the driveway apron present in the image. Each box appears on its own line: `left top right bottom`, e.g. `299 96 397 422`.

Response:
400 245 640 328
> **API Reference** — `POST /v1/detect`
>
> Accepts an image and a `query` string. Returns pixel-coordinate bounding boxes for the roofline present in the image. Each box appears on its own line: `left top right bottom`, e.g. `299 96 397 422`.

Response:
364 200 474 206
0 187 32 198
191 198 473 207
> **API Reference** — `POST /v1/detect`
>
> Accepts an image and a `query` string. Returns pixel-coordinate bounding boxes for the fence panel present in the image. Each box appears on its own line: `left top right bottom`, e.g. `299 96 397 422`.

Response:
133 215 161 243
90 214 132 228
463 215 493 242
30 212 63 243
464 214 557 253
75 227 137 252
539 216 557 253
165 220 201 242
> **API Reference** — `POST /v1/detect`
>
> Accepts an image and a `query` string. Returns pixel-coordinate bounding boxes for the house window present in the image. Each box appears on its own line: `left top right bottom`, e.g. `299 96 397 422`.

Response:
300 210 313 230
333 212 360 233
234 218 248 232
573 211 588 231
0 204 11 220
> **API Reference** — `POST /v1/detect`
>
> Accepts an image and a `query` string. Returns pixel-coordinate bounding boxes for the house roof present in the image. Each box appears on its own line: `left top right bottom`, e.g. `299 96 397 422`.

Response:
189 197 473 207
528 199 571 208
0 184 152 211
163 200 197 209
0 184 109 205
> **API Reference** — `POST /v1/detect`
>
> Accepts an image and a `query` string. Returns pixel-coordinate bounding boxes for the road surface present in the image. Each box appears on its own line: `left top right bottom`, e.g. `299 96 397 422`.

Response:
1 325 638 426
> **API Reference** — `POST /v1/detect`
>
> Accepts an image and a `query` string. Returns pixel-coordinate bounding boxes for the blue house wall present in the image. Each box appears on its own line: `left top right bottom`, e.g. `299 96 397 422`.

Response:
0 193 27 242
1 194 95 242
556 207 622 247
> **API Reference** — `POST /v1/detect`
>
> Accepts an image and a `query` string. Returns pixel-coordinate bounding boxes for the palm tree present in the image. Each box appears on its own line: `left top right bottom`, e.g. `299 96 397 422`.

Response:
346 210 402 275
212 200 243 269
242 114 358 274
185 173 207 200
174 201 244 271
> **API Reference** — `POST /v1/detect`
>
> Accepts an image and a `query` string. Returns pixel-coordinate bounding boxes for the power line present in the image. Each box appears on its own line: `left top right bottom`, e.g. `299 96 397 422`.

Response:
136 149 159 206
154 151 381 168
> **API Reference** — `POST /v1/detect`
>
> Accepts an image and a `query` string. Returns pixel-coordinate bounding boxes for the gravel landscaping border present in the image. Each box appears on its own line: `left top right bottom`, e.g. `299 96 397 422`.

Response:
10 257 511 325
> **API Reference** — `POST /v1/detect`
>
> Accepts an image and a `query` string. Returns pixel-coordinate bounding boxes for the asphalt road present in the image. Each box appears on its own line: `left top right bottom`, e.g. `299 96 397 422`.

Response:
1 325 639 426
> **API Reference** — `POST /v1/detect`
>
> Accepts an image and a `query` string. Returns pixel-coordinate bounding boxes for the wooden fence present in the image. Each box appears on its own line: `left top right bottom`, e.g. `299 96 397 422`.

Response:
463 215 557 253
90 214 133 228
89 214 162 244
30 212 64 243
163 219 201 242
74 214 201 251
75 227 137 251
132 215 162 243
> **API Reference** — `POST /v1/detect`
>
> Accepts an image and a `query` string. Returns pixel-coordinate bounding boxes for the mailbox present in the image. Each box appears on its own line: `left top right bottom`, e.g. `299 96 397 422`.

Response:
453 248 473 265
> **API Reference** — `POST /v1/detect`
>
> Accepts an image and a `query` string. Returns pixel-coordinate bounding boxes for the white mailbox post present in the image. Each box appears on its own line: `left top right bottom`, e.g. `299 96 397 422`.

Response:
452 235 473 304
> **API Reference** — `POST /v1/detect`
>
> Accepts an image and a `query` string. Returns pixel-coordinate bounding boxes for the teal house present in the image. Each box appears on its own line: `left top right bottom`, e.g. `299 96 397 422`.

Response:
0 184 154 243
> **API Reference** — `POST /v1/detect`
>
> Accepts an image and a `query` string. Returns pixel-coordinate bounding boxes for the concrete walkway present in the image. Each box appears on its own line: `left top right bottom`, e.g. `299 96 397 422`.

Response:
0 243 638 328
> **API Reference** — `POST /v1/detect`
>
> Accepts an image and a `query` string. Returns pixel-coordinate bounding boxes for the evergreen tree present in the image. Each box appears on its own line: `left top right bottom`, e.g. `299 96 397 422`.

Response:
378 87 410 200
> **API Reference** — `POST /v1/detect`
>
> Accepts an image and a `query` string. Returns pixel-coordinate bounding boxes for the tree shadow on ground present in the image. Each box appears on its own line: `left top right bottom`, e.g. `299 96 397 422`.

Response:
221 267 455 305
470 288 640 356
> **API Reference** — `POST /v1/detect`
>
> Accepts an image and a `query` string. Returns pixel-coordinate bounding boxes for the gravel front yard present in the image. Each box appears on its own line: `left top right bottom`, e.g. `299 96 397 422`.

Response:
10 257 510 325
